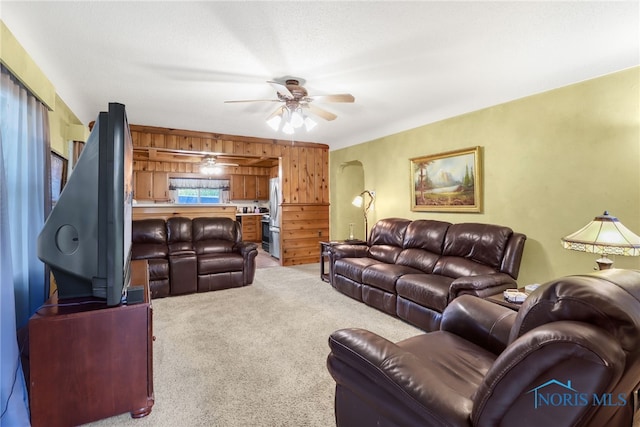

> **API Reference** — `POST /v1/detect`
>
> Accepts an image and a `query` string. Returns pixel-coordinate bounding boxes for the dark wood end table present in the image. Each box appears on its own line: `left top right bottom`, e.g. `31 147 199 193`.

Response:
319 240 366 282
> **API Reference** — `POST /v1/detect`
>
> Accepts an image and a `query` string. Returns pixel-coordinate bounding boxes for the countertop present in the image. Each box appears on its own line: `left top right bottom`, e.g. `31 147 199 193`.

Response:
133 203 236 208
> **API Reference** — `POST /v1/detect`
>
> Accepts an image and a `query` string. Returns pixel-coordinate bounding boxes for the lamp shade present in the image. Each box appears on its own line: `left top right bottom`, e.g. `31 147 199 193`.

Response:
561 211 640 256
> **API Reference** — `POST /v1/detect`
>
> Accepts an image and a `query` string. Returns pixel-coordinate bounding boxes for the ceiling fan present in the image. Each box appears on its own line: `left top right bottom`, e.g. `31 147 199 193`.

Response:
225 79 355 134
200 155 238 175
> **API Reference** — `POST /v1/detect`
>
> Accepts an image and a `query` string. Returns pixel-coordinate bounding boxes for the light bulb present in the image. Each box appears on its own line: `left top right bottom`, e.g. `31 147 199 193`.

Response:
304 116 317 131
266 115 282 131
290 109 304 128
282 122 294 135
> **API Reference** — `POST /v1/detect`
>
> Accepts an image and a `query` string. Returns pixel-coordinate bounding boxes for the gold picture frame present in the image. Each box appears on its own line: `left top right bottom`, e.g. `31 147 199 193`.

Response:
410 146 482 212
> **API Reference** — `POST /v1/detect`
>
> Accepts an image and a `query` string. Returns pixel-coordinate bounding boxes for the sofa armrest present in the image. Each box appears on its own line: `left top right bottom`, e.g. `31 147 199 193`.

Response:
441 295 517 354
327 328 472 426
331 244 369 260
448 273 517 300
235 241 258 256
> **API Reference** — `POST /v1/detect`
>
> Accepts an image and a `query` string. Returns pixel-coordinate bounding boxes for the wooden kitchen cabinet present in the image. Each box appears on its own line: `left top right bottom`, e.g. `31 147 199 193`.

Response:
230 175 245 200
135 171 154 200
134 171 169 201
239 214 261 243
230 175 269 201
256 175 269 199
152 172 169 200
244 175 257 200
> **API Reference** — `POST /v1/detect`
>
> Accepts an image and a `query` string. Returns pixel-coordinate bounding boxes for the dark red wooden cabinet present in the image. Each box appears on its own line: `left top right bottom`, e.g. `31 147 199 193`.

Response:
28 260 154 427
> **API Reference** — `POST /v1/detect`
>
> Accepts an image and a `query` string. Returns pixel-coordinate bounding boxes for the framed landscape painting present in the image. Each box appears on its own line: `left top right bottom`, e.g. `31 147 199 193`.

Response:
50 151 67 206
410 146 482 212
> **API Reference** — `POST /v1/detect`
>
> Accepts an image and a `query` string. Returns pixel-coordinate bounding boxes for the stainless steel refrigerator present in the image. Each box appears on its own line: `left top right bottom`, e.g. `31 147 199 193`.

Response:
268 177 281 259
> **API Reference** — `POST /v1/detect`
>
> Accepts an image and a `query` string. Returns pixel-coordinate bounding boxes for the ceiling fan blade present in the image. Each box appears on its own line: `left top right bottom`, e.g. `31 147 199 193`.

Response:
307 94 355 103
265 105 286 121
224 99 282 103
305 104 337 121
267 81 294 99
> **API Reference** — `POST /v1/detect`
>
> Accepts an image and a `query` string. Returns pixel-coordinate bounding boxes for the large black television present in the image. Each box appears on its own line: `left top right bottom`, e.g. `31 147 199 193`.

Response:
38 102 133 306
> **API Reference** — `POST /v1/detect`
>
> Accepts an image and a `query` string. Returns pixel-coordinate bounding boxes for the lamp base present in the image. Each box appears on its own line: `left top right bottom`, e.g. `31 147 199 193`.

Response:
595 256 613 270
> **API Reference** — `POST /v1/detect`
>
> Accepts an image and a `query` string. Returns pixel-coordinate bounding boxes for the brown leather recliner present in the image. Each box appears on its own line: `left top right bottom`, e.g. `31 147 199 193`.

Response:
130 218 170 298
192 217 258 292
132 216 258 297
166 217 198 295
327 269 640 427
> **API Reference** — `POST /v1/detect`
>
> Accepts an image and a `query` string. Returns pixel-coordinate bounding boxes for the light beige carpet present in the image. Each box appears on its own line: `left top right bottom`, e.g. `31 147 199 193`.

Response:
84 264 421 427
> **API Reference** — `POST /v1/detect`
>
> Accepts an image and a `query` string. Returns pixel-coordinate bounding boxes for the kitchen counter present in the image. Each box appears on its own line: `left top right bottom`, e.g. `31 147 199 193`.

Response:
132 204 237 221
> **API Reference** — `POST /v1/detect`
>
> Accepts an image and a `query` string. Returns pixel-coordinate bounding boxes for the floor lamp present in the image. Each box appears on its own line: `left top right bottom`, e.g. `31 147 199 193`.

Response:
352 190 375 240
561 211 640 270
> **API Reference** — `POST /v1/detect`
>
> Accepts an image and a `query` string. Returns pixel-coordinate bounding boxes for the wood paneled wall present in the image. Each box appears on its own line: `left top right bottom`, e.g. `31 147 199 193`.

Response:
281 204 330 266
129 124 330 266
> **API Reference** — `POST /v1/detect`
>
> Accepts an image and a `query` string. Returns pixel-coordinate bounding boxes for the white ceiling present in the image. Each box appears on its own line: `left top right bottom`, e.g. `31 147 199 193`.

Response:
1 1 638 151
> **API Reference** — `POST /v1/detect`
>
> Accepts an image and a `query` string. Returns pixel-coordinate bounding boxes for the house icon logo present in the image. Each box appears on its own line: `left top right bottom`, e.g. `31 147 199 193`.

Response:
527 379 578 409
526 378 628 409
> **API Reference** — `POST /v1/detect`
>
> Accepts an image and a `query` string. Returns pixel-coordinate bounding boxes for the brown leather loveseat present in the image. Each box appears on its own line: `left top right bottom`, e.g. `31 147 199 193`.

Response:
327 269 640 427
330 218 526 331
131 217 258 298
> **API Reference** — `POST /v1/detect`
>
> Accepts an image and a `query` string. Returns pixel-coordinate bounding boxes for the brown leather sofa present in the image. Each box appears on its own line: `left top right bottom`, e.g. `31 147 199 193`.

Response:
330 218 526 331
327 269 640 427
131 217 258 298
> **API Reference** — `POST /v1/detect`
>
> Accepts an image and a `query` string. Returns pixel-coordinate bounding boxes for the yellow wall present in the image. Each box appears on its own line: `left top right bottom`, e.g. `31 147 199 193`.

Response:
48 95 88 156
330 67 640 286
1 21 87 157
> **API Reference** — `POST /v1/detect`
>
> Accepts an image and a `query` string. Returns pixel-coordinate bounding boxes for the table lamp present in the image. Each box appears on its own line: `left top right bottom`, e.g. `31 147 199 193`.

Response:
561 211 640 270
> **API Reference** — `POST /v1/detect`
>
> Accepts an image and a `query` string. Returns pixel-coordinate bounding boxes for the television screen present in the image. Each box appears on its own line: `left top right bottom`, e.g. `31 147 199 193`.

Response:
38 103 133 306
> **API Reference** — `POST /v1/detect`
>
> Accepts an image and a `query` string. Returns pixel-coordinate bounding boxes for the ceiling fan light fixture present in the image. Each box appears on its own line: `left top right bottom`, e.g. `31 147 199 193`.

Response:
282 121 294 135
200 156 224 175
266 114 282 131
304 116 317 132
290 108 304 128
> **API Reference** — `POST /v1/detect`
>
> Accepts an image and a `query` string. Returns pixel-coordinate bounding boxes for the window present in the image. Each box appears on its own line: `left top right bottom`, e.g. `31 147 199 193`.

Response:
176 188 221 204
170 178 229 204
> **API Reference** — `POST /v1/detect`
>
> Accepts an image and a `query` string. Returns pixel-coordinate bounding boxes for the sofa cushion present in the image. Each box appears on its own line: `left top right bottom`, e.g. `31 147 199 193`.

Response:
442 223 512 269
396 248 441 273
131 219 168 259
334 258 382 283
166 217 194 254
131 244 168 260
402 219 450 253
198 253 244 275
434 256 498 279
147 258 169 280
194 240 236 255
368 218 411 247
396 274 455 312
362 263 423 292
368 245 403 264
193 217 241 256
132 219 167 244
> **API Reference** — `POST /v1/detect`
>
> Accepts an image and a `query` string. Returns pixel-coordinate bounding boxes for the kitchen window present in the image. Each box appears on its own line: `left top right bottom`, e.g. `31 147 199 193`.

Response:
169 178 230 204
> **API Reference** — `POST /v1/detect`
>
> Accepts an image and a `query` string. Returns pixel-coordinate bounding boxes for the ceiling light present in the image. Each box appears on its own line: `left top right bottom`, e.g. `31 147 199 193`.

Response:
290 108 304 128
266 114 282 131
200 156 222 175
304 116 317 132
282 121 294 135
265 104 318 135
